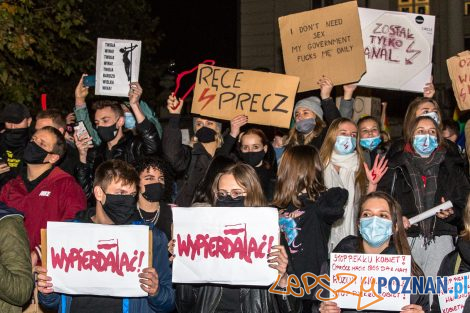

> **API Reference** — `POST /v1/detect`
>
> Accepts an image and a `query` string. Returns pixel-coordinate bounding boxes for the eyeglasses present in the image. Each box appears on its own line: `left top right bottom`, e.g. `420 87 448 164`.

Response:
215 189 247 200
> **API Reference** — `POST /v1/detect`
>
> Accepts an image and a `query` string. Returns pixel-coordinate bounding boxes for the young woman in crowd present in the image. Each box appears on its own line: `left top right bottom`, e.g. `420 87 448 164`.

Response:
319 191 429 313
319 117 388 252
175 162 301 313
357 115 390 168
272 145 348 312
378 116 470 281
163 93 247 207
134 157 173 241
238 128 277 201
431 195 470 312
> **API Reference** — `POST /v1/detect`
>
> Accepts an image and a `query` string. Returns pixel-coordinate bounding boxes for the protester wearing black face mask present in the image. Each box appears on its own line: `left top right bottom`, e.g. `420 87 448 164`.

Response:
0 103 33 188
238 129 277 202
74 81 161 204
163 93 248 207
134 157 174 241
40 159 175 313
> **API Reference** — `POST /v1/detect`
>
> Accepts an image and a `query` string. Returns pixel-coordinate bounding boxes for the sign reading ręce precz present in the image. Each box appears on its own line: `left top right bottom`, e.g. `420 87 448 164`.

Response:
172 206 279 285
191 65 299 129
46 222 149 297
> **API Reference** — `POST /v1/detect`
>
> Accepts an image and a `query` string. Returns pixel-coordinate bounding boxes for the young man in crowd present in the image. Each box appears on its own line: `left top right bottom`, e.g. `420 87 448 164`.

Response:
35 109 80 176
0 126 86 263
36 159 175 313
0 103 32 188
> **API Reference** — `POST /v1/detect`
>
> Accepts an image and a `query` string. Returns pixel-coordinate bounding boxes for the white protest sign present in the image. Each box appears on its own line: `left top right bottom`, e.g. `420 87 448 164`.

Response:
330 253 411 311
46 222 149 297
438 273 470 313
357 8 435 92
96 38 142 97
172 206 279 285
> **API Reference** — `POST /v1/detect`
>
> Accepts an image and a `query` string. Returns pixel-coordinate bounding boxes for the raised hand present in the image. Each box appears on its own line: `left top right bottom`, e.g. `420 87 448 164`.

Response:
230 115 248 138
318 76 334 100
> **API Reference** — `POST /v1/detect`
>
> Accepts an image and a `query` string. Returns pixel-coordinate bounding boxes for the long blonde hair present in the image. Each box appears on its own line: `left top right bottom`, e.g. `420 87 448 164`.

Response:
285 116 326 149
461 195 470 241
319 117 367 194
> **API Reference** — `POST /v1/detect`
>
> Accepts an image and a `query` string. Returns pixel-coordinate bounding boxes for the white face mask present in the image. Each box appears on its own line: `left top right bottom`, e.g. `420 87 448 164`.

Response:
420 112 440 125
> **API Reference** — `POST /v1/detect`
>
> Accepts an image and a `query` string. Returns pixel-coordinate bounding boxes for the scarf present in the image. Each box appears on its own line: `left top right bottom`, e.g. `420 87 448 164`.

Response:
403 144 445 246
324 151 360 252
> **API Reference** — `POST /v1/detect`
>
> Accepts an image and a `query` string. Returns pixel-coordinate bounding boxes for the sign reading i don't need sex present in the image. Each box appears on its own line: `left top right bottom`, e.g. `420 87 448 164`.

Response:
191 65 299 129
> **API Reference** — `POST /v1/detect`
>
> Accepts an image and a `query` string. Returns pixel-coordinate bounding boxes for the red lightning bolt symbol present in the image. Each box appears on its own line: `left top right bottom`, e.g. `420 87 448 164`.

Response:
199 88 216 111
405 41 422 65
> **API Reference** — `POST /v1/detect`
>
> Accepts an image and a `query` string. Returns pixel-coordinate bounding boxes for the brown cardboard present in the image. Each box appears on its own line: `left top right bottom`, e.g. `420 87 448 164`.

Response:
191 65 300 129
279 1 366 92
447 51 470 111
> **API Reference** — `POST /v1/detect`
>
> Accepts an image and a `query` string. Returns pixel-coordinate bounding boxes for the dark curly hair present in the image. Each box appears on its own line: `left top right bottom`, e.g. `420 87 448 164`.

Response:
133 157 174 202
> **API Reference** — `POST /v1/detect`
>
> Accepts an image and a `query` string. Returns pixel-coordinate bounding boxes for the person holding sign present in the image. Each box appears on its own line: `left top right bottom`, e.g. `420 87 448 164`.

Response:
319 191 428 313
319 118 388 252
272 145 348 311
378 116 470 284
175 162 301 313
36 159 175 313
163 93 247 207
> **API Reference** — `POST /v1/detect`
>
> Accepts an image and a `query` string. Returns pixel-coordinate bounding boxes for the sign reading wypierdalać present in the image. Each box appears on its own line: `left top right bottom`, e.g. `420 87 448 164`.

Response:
191 65 299 129
357 8 435 92
46 222 149 297
172 206 279 285
278 1 366 92
447 51 470 111
96 38 142 97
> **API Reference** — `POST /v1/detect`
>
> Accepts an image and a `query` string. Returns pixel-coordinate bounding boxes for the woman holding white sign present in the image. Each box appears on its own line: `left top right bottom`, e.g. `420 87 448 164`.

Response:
175 162 301 313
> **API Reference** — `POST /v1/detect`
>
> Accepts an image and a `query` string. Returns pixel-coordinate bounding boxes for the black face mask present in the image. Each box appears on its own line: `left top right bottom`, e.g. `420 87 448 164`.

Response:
4 128 29 148
195 127 216 143
102 193 137 225
23 141 49 164
240 150 266 167
97 124 118 143
142 183 164 202
216 196 245 207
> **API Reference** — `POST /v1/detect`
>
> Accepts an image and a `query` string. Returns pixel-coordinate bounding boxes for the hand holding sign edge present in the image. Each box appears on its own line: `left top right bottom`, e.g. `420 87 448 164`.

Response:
139 267 159 297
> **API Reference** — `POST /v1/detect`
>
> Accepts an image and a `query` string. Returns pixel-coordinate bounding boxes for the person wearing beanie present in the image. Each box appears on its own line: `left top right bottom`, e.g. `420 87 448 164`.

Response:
285 77 354 151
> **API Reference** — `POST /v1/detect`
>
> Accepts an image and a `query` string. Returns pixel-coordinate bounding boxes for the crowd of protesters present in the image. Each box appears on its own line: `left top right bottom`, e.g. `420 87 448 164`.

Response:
1 71 470 313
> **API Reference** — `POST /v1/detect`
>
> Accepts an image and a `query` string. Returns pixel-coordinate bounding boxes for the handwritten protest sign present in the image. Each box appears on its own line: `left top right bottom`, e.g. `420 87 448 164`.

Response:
46 222 149 297
278 1 366 92
191 65 299 128
96 38 142 97
438 272 470 313
330 253 411 311
447 51 470 111
172 206 279 285
357 8 435 92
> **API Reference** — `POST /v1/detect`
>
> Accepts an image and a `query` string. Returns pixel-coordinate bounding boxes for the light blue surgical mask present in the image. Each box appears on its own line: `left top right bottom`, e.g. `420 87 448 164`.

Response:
359 216 393 248
420 112 440 125
360 136 382 151
124 112 136 129
334 135 356 155
413 134 438 157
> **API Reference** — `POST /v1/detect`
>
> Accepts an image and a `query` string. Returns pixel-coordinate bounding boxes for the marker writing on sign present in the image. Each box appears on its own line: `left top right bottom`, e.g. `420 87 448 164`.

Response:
50 239 146 277
177 223 275 264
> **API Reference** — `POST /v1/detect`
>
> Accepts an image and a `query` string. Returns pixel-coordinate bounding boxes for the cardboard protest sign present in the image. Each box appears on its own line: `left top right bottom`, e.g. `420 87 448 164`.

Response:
46 222 150 297
278 1 366 92
191 65 299 128
357 8 435 92
96 38 142 97
172 206 279 285
438 272 470 313
447 51 470 111
330 253 411 311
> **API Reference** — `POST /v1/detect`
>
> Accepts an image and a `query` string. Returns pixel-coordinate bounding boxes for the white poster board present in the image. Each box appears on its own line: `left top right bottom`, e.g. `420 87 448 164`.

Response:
47 222 149 297
438 272 470 313
330 253 411 311
172 206 279 285
357 8 435 92
96 38 142 97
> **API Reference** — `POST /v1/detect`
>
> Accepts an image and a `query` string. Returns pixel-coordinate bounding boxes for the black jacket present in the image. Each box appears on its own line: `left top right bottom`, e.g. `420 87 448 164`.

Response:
315 236 429 313
377 147 470 237
162 115 236 207
77 118 160 200
431 238 470 313
57 142 80 177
